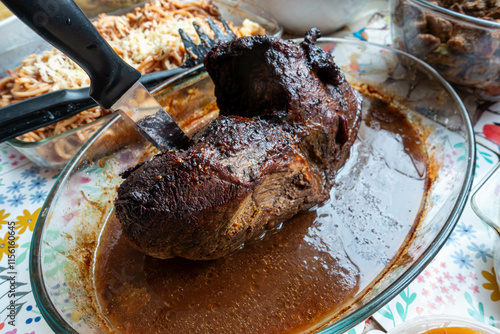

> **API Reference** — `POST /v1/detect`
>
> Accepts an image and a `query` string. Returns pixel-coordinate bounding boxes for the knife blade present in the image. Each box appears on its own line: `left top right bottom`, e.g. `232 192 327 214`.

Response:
114 81 190 151
1 0 189 151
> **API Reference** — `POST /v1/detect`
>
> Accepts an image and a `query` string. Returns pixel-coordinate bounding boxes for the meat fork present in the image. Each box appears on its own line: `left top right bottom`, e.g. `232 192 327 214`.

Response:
180 18 237 67
0 17 236 143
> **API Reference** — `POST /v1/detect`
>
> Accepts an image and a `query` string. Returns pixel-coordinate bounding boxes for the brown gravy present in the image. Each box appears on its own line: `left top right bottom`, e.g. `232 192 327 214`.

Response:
93 94 429 333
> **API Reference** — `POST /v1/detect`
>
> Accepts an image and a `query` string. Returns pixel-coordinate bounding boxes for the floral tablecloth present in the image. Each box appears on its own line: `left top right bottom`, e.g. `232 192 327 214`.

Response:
373 142 500 330
1 1 500 334
0 150 58 334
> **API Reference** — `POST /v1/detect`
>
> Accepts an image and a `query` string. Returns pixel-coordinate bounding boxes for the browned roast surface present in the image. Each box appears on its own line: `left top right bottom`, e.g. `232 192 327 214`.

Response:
114 29 362 260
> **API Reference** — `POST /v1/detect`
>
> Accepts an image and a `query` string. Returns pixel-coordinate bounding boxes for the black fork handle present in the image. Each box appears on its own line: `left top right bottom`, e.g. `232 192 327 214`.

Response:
0 0 141 109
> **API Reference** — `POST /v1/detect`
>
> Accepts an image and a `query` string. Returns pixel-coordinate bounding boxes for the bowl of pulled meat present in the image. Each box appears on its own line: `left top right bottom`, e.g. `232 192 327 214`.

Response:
390 0 500 102
30 35 474 333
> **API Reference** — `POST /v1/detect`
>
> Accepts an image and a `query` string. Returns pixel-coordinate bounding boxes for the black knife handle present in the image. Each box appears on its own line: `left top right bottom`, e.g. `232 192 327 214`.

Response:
0 0 140 109
0 67 186 144
0 88 97 143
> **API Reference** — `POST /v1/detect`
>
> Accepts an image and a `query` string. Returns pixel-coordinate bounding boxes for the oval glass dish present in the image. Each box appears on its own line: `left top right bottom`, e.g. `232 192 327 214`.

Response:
1 0 282 170
30 38 475 333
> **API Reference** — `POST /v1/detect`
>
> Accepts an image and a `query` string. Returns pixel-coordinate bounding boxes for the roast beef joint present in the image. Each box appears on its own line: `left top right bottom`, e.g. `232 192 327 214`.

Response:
114 29 362 260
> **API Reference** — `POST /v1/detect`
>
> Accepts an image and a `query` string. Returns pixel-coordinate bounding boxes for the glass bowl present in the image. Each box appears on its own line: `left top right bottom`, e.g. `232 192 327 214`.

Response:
390 0 500 102
30 38 475 333
1 0 282 170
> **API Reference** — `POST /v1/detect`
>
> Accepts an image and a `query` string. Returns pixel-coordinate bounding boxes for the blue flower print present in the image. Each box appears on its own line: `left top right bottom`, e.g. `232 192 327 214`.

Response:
0 193 6 204
30 190 48 204
8 193 26 207
467 242 493 263
21 165 41 179
29 176 47 191
7 180 25 193
451 250 473 269
446 231 460 247
455 222 477 240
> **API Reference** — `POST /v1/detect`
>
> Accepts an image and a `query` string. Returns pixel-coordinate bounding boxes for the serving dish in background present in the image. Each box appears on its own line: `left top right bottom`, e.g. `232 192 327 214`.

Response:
0 0 146 76
0 0 147 21
390 0 500 102
74 0 147 18
0 1 152 21
246 0 369 34
30 38 475 333
0 0 282 170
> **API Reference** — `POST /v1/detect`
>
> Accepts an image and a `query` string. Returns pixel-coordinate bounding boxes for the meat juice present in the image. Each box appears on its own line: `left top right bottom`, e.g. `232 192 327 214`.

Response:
93 95 429 333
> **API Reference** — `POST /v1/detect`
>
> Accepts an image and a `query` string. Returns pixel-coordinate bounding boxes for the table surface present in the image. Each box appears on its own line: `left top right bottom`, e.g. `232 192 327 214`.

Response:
1 1 500 334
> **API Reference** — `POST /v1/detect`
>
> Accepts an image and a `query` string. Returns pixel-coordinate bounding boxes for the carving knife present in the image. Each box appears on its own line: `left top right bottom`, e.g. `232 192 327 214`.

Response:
0 0 190 151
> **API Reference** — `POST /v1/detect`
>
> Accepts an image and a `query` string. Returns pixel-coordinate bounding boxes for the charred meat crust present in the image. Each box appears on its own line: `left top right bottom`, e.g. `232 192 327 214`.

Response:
115 29 362 260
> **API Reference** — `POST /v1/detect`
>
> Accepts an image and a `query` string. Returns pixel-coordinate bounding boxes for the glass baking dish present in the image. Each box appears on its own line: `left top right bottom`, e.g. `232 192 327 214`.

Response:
30 38 475 333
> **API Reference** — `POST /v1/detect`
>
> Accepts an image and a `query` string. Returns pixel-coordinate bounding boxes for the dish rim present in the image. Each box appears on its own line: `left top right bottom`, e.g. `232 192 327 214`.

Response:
30 38 476 334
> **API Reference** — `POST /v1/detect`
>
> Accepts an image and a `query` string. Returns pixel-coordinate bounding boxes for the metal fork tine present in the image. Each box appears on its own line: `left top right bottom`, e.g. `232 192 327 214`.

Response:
179 28 204 67
192 22 215 50
207 17 228 42
179 28 197 50
220 18 237 40
179 18 237 68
